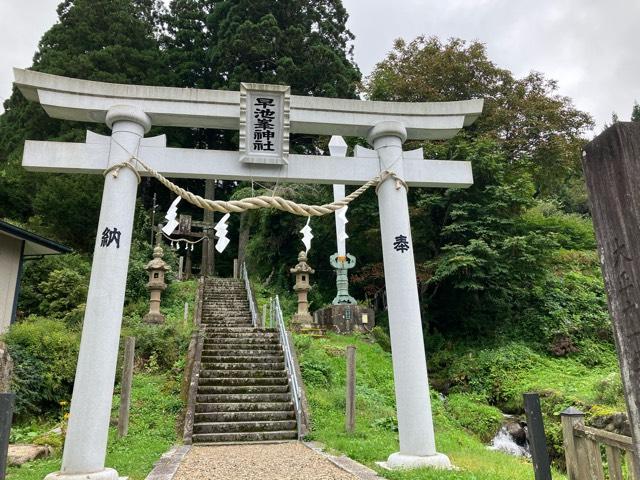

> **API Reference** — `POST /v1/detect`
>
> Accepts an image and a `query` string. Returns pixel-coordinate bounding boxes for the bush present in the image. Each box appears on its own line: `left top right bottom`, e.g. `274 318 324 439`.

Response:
446 393 503 442
4 317 80 416
371 326 391 353
594 372 625 406
300 358 333 387
18 253 90 319
122 316 190 371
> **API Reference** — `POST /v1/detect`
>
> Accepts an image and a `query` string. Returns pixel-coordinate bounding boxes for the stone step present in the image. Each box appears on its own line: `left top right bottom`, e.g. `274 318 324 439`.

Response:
201 318 253 323
203 340 281 347
197 393 291 403
192 430 297 443
202 308 250 312
205 332 279 339
202 349 283 358
202 345 281 352
204 340 281 347
193 420 297 434
198 377 289 387
195 410 295 423
197 385 290 395
200 354 284 363
200 369 287 379
195 401 293 413
201 327 277 334
201 323 254 328
200 362 285 371
203 294 247 298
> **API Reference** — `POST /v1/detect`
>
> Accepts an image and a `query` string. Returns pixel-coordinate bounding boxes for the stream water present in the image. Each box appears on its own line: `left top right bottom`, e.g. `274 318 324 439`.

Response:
488 426 531 458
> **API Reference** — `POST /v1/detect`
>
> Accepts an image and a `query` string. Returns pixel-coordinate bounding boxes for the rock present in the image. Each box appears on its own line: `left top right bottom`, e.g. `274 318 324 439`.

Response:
590 412 631 437
0 341 13 392
8 444 52 466
505 421 528 447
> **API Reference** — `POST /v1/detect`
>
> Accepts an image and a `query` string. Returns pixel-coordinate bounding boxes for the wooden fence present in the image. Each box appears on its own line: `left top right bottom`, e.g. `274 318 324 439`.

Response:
562 407 638 480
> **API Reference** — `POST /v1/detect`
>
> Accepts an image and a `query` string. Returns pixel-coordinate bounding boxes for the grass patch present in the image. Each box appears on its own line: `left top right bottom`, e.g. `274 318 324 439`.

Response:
7 372 182 480
296 333 569 480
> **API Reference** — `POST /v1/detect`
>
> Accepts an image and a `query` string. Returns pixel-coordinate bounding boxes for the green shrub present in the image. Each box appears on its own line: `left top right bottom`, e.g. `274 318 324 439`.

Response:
18 253 90 318
371 415 398 432
594 372 625 406
371 326 391 352
300 358 333 387
4 317 80 416
122 316 190 370
446 393 503 442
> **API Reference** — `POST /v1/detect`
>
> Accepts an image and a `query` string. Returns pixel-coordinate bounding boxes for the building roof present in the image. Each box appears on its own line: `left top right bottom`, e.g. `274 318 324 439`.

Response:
0 220 72 256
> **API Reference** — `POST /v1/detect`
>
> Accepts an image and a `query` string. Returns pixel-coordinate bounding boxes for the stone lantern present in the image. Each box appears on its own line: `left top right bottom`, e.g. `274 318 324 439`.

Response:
143 240 169 324
290 251 315 329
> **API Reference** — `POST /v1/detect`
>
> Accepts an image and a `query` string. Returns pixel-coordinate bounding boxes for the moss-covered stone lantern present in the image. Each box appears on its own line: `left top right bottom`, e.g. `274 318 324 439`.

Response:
143 241 169 324
290 251 314 329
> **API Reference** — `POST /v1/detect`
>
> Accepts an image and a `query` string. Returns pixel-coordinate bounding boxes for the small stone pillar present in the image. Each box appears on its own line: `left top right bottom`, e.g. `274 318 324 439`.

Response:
330 253 357 305
143 242 169 324
290 251 315 329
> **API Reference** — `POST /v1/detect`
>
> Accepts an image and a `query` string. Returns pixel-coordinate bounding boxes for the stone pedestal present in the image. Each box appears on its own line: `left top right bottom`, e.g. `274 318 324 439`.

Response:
313 304 374 334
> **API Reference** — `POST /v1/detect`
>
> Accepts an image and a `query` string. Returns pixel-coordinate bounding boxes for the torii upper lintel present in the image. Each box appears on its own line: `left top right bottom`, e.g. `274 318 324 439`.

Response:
13 68 483 140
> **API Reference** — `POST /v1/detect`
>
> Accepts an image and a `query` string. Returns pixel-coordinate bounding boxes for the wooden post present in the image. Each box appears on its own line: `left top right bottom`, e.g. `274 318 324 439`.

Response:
262 304 267 328
583 122 640 476
204 179 216 276
201 237 209 277
345 345 356 433
233 258 239 279
0 393 15 480
561 407 586 480
605 445 623 480
117 337 135 438
523 393 552 480
183 302 189 325
178 256 184 281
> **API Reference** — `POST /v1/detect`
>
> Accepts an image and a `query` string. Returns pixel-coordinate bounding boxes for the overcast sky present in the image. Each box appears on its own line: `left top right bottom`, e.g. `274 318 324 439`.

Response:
1 0 638 133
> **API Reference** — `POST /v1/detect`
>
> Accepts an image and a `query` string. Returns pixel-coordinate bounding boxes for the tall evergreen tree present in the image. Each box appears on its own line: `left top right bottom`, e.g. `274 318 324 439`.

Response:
162 0 361 275
0 0 168 250
632 101 640 122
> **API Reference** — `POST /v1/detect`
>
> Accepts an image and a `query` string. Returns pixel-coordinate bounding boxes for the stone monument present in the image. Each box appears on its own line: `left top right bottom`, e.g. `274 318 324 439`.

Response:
290 251 314 329
143 235 169 324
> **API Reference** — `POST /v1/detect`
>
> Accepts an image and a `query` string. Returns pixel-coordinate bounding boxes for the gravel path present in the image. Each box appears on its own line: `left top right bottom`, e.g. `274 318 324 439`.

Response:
173 442 358 480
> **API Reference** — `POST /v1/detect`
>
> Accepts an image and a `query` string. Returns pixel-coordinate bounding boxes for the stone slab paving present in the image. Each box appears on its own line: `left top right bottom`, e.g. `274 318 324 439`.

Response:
171 442 359 480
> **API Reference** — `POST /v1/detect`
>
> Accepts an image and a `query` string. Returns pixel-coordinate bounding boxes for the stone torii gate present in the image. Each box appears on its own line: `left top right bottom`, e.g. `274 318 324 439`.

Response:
13 68 483 479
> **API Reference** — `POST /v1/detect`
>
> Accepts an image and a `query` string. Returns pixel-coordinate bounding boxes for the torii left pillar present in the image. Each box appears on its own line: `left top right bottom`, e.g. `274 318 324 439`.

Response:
46 106 151 480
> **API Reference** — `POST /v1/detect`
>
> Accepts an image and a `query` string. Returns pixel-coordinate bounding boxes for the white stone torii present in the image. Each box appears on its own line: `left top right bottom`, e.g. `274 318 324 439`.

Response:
13 68 483 478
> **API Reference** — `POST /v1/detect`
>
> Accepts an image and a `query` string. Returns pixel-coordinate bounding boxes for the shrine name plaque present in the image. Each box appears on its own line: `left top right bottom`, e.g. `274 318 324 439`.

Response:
239 82 290 165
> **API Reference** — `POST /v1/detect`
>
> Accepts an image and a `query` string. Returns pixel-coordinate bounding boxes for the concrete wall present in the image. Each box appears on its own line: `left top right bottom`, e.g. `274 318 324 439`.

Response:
0 235 23 334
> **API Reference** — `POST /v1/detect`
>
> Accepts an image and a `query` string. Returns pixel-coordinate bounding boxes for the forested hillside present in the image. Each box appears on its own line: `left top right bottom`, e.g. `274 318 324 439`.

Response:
0 0 631 476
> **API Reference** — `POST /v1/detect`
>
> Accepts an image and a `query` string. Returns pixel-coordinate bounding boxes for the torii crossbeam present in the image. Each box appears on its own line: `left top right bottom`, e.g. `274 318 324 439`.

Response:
14 68 483 478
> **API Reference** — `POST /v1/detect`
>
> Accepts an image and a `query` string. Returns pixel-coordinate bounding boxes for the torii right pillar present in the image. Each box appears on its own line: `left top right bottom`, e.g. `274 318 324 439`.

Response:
370 121 451 469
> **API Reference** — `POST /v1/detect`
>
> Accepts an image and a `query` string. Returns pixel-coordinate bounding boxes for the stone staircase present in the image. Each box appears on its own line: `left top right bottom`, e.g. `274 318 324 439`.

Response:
192 277 298 443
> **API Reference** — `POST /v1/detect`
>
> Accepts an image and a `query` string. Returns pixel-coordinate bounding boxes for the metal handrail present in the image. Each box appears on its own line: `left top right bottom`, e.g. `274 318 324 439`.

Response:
241 262 258 328
273 295 303 438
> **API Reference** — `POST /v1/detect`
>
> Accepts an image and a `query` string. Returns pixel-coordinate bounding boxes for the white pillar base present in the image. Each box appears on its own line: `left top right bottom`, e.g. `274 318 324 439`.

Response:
380 452 452 470
44 467 119 480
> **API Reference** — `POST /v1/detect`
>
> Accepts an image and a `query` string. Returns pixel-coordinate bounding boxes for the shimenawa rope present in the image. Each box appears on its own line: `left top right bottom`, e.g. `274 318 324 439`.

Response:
104 154 407 217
